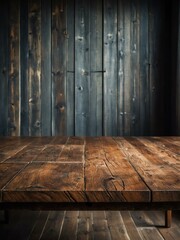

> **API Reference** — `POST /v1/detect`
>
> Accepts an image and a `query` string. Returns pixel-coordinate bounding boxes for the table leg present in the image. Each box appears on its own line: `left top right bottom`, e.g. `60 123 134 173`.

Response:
165 210 172 228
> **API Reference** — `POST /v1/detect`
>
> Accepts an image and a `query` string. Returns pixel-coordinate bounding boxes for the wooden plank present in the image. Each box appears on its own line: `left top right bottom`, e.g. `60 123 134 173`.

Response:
20 0 29 136
123 1 131 136
106 211 131 240
137 137 180 169
89 0 103 136
3 162 84 202
139 228 164 240
28 0 41 136
28 211 50 239
0 163 27 200
0 136 25 149
139 0 150 135
0 140 31 163
120 211 143 240
5 144 46 163
146 137 180 156
8 0 20 136
103 0 118 136
26 136 54 145
51 136 69 145
75 0 90 136
161 137 180 146
32 145 64 162
57 145 84 162
66 0 75 136
85 137 150 202
41 0 52 136
33 138 83 162
40 211 65 240
52 0 67 135
92 211 111 240
59 211 78 240
130 1 140 135
0 0 8 136
67 136 84 145
115 137 180 202
77 211 93 240
117 0 125 136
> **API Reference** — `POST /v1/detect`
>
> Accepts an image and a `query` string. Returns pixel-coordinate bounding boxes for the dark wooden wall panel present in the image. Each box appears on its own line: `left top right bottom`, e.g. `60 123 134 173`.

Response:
20 0 29 136
8 0 20 136
122 2 131 136
103 0 118 136
41 0 52 136
52 0 67 136
0 0 178 136
75 0 90 136
28 0 41 136
89 0 103 136
0 1 9 136
130 0 140 136
139 0 149 135
66 0 75 136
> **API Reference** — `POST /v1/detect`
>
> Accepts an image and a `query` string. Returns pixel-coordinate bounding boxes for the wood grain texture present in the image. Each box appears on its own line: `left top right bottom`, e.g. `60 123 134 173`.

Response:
66 0 75 136
0 0 177 137
115 137 180 202
0 163 27 201
103 0 118 136
75 0 90 136
123 1 131 136
0 0 9 136
0 137 179 204
89 0 103 136
8 0 20 136
139 0 149 135
28 0 41 136
41 0 52 136
52 0 67 136
85 137 150 202
3 162 84 202
20 0 29 136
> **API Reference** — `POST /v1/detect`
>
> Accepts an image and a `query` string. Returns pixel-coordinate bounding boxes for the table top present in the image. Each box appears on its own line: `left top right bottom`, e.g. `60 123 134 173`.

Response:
0 136 179 203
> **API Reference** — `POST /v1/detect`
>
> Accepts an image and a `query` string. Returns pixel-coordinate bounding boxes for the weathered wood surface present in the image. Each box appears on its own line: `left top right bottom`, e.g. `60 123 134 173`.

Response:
0 0 175 137
0 137 179 204
0 210 180 240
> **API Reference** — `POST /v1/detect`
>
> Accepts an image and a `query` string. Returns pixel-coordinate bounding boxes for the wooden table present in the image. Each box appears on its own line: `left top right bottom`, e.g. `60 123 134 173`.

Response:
0 136 179 227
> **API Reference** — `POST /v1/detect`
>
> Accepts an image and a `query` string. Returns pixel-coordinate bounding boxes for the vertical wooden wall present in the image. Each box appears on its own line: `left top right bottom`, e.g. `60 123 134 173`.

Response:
0 0 177 136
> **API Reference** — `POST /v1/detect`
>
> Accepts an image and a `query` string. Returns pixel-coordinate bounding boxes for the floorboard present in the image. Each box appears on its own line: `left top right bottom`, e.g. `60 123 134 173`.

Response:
0 210 179 240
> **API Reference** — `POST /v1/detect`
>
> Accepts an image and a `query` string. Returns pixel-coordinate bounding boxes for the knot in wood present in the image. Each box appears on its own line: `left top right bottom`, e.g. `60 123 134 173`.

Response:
34 120 41 128
77 86 83 91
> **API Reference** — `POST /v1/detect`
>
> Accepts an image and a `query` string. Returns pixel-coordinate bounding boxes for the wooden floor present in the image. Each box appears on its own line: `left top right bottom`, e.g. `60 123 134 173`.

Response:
0 210 179 240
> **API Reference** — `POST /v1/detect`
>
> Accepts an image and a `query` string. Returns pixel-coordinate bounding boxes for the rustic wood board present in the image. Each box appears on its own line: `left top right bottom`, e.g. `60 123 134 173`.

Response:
0 163 28 201
2 162 85 202
0 0 176 136
115 137 180 202
0 137 179 204
28 0 41 136
52 0 67 136
85 137 150 202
